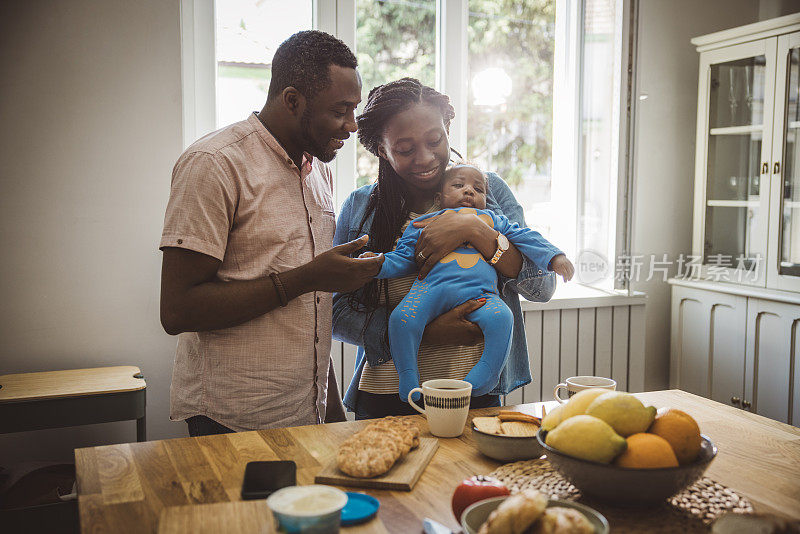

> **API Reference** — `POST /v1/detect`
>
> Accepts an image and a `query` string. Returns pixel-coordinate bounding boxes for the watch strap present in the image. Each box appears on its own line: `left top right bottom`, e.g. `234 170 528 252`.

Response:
490 233 507 265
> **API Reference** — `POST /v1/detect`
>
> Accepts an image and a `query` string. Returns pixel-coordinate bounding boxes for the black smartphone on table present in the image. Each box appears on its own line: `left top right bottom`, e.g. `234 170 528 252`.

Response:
241 460 297 500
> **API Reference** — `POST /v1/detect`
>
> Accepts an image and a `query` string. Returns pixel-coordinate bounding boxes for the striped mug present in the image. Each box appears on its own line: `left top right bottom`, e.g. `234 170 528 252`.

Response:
408 379 472 437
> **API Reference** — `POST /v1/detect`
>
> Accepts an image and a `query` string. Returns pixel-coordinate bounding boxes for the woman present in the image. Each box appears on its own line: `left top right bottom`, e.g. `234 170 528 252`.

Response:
332 78 556 420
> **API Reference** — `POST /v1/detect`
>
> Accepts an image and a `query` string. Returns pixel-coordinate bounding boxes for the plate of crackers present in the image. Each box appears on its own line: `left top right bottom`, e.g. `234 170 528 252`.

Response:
471 411 543 462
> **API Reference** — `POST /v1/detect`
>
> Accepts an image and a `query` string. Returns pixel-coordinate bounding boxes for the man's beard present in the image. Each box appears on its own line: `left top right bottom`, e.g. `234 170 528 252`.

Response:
300 109 337 163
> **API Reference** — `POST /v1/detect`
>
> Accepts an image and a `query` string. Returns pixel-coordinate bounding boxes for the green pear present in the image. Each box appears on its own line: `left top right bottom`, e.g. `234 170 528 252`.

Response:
585 391 657 437
545 415 627 463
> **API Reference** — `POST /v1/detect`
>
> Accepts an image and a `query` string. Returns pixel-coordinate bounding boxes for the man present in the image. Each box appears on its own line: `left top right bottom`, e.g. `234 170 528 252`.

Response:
159 31 379 436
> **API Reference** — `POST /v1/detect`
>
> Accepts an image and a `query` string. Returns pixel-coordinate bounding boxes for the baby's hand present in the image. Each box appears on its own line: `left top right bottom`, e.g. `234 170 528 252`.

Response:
549 254 575 282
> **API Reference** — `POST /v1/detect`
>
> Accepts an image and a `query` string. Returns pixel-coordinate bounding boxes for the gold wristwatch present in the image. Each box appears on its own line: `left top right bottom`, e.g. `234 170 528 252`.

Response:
490 232 509 265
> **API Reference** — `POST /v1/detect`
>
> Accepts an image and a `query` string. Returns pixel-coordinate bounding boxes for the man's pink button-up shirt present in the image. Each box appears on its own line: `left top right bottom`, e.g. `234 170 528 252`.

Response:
160 113 335 431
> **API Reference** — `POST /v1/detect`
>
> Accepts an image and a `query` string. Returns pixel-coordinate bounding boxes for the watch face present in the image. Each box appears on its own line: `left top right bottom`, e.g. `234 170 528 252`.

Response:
497 233 510 250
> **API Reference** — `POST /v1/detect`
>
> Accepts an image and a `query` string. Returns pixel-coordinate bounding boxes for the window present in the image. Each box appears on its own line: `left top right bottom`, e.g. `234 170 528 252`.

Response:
190 0 631 291
467 1 556 238
215 0 312 127
355 0 437 188
575 0 623 289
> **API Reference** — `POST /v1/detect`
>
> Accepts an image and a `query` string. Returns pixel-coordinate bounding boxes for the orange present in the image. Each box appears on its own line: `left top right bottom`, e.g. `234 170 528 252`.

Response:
648 408 702 464
613 433 679 468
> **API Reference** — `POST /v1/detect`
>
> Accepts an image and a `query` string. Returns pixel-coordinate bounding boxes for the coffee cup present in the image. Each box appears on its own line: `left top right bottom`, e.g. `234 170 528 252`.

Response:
408 379 472 438
553 376 616 403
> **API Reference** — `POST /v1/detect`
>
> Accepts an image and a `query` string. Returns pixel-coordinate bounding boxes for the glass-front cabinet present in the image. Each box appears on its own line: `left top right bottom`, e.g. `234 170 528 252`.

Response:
768 32 800 291
671 15 800 426
692 16 800 292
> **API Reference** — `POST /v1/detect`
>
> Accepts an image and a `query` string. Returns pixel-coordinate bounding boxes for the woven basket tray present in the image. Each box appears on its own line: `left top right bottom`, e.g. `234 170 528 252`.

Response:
487 459 753 532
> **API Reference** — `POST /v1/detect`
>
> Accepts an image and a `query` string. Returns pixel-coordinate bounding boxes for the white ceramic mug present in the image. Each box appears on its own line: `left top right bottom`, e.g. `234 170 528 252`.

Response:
408 379 472 438
553 376 616 403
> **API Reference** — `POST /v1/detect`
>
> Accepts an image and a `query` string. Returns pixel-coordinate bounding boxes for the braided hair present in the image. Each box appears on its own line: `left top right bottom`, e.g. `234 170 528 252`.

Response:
348 78 457 322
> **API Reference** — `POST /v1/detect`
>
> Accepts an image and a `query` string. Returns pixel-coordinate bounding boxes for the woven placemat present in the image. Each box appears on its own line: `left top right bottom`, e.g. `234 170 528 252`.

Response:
487 459 753 531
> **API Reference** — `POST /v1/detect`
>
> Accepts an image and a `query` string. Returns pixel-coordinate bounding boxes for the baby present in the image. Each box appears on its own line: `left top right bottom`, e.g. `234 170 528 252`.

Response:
368 164 574 401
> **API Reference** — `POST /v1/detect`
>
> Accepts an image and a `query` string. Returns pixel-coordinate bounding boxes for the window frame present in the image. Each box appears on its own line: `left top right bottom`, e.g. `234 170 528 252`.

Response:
180 0 217 149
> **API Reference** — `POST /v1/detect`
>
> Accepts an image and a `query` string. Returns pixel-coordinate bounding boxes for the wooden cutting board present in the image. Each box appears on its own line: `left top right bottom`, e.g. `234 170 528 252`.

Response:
314 437 439 491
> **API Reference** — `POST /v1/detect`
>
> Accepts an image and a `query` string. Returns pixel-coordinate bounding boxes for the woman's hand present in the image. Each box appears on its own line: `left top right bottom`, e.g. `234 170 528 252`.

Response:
412 211 485 278
413 211 523 279
549 254 575 282
421 299 486 346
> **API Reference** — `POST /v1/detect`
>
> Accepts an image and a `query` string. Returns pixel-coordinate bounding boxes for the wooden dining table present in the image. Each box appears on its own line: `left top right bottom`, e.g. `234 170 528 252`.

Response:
75 390 800 533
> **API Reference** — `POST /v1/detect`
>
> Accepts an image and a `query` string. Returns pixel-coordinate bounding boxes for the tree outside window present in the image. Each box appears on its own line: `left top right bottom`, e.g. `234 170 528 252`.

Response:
354 0 556 242
468 0 556 237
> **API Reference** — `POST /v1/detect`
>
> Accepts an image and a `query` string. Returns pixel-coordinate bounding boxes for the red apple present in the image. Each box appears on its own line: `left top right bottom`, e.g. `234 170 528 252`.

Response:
451 475 510 522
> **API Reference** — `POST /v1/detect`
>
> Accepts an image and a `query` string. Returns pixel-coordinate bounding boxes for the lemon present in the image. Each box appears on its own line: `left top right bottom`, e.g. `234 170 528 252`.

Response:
545 415 627 463
585 391 657 437
561 388 612 420
541 403 565 431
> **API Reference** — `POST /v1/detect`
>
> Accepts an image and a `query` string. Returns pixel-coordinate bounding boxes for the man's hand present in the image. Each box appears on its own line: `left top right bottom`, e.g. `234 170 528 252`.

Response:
303 235 383 293
421 299 486 346
549 254 575 282
160 236 382 335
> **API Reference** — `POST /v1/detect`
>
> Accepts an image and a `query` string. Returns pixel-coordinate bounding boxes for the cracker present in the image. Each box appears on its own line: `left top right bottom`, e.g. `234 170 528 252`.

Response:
368 417 419 453
337 430 401 478
382 416 421 448
497 411 542 425
337 442 398 478
336 416 422 478
386 416 421 447
500 421 539 437
361 426 407 456
473 416 503 435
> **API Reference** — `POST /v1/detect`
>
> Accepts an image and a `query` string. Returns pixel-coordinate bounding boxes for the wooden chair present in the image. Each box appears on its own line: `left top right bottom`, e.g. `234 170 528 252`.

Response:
0 366 147 441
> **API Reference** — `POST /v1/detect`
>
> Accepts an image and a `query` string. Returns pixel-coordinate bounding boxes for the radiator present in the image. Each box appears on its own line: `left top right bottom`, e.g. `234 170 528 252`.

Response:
507 304 646 406
331 297 646 413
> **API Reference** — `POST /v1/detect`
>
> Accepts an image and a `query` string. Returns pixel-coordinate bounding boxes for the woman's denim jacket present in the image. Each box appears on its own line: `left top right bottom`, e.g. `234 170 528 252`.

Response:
332 173 560 411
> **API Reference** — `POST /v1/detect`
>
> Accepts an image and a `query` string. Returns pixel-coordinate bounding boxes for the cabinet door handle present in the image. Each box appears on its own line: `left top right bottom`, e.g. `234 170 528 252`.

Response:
742 400 751 409
774 162 781 174
731 396 741 405
762 162 769 174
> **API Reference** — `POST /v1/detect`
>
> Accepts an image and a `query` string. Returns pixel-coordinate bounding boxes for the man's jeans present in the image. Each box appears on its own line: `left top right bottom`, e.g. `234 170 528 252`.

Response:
186 415 234 436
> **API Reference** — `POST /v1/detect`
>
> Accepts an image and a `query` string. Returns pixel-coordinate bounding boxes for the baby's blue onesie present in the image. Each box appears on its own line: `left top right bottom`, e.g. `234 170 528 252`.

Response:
376 207 561 401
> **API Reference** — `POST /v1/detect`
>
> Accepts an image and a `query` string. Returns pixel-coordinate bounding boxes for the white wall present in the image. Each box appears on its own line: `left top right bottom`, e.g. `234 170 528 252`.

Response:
630 1 766 390
759 0 800 20
0 0 185 463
